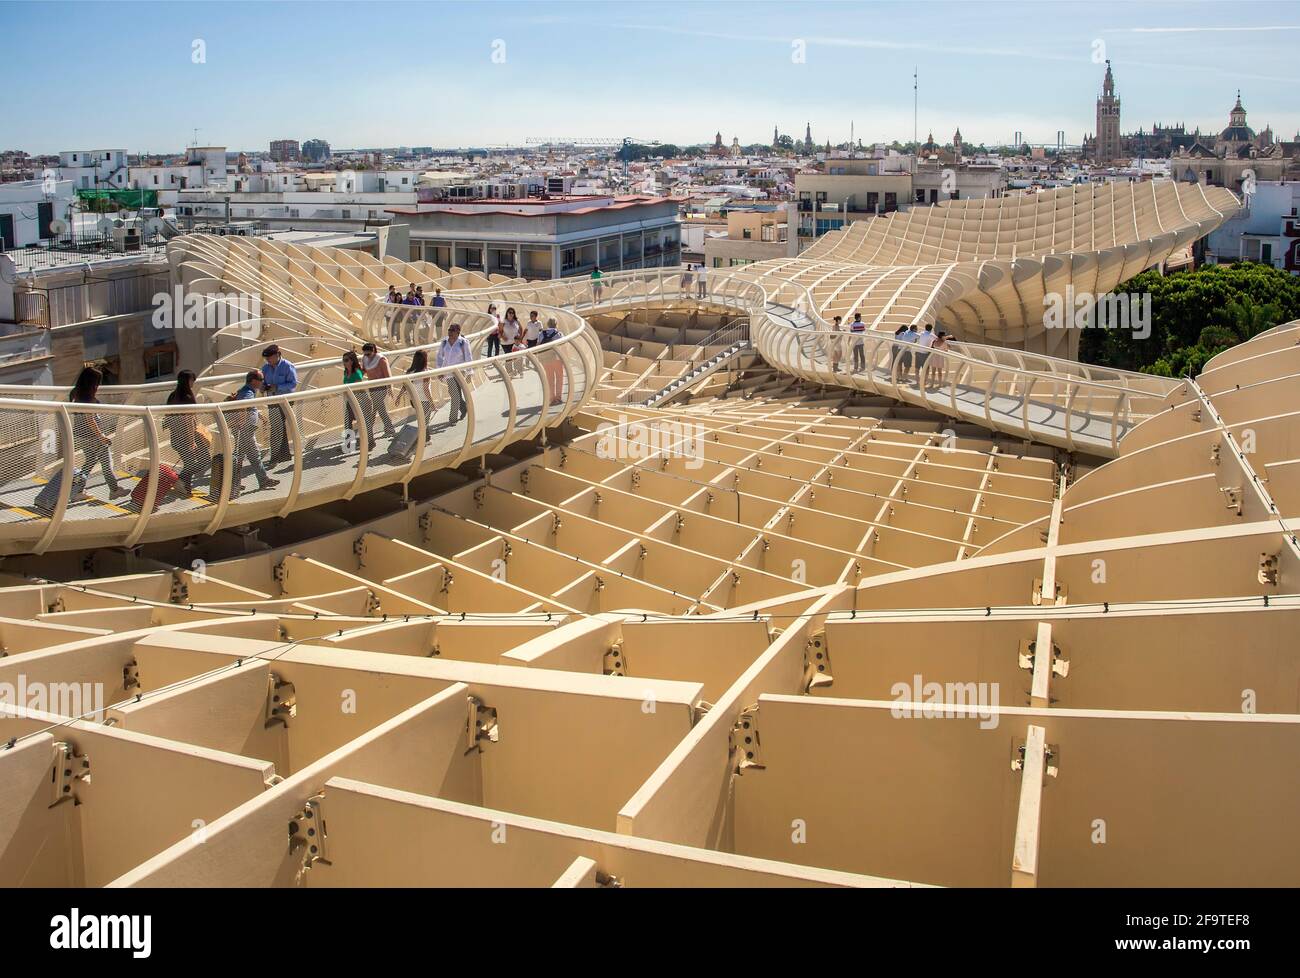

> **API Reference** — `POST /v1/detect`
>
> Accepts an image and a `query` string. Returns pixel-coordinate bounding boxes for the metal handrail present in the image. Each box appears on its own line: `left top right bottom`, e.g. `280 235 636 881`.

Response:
0 312 601 555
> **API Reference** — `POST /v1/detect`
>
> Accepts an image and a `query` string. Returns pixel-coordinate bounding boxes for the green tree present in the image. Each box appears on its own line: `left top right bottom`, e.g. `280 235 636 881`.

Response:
1078 263 1300 375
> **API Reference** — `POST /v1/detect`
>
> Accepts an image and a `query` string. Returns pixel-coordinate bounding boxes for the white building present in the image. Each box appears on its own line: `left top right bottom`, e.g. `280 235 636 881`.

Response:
1204 180 1300 273
58 149 129 190
129 146 228 194
0 178 76 250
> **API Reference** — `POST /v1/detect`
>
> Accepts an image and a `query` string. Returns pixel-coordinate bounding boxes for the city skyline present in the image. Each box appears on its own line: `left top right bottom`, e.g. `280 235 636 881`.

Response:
5 0 1300 155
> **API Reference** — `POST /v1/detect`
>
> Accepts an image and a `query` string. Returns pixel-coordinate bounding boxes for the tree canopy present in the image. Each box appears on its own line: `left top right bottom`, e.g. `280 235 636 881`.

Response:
1078 262 1300 377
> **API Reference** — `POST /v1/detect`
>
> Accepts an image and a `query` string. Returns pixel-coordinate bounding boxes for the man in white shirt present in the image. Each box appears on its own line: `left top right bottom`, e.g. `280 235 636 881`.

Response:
696 263 708 299
524 310 542 348
897 324 920 379
914 323 936 385
436 323 472 424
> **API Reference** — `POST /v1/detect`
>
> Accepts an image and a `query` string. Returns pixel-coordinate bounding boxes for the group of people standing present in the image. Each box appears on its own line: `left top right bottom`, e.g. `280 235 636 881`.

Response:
829 315 952 386
483 304 568 406
386 282 448 307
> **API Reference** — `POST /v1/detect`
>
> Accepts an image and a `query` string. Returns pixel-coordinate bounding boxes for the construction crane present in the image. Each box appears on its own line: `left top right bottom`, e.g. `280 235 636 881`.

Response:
526 137 660 188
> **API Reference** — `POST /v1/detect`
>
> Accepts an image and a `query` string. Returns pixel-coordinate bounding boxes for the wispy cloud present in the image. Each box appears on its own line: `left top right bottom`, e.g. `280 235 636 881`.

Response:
574 22 1084 64
1104 25 1300 33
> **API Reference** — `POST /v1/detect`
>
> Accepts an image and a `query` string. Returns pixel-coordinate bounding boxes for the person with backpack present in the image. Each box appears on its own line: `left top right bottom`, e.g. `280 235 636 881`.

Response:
849 313 869 373
69 366 126 498
226 369 279 497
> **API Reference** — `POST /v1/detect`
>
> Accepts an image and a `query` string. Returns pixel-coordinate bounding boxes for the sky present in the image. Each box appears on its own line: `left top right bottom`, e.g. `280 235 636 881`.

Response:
4 0 1300 155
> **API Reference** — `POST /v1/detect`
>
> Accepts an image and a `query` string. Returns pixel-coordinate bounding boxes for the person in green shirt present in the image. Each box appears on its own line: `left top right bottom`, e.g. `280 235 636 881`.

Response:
341 350 364 448
590 266 603 303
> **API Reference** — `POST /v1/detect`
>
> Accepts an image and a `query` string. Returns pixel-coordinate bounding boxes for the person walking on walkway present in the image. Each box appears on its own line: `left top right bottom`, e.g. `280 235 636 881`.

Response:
227 369 279 497
69 365 127 498
435 323 472 426
849 314 868 373
485 303 502 357
539 317 566 406
163 370 209 493
360 342 398 443
260 344 297 465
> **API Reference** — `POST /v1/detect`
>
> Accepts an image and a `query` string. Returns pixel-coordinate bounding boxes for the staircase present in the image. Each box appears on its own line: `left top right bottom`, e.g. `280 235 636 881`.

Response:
640 320 750 407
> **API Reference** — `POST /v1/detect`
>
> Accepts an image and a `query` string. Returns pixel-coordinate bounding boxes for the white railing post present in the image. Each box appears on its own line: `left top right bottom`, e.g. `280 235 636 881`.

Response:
201 407 236 537
343 387 369 499
277 396 305 517
32 408 77 555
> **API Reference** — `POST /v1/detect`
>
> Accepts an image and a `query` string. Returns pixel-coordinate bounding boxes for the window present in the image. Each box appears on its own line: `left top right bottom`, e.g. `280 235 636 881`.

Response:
1262 242 1273 264
341 210 351 219
915 189 925 203
866 192 878 210
713 258 724 267
742 228 752 239
144 348 176 380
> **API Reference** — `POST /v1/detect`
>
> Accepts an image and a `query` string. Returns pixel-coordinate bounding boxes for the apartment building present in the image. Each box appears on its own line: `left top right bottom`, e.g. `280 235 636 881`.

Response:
58 149 130 190
795 159 912 246
1204 180 1300 272
911 160 1007 205
703 205 796 268
269 139 301 162
388 194 681 279
129 146 228 194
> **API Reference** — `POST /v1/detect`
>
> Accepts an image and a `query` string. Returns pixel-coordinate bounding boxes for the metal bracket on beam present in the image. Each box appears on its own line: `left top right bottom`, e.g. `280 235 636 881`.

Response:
123 659 140 692
50 741 90 808
803 631 833 692
729 705 764 773
1259 552 1280 586
466 695 499 753
265 673 297 728
288 793 330 869
1018 638 1069 680
1221 486 1243 516
169 569 189 604
1031 579 1067 606
1012 739 1060 779
603 642 626 676
353 536 367 567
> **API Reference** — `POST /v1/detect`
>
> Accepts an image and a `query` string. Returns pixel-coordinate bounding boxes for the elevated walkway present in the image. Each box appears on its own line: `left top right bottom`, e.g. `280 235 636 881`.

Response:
0 308 600 555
